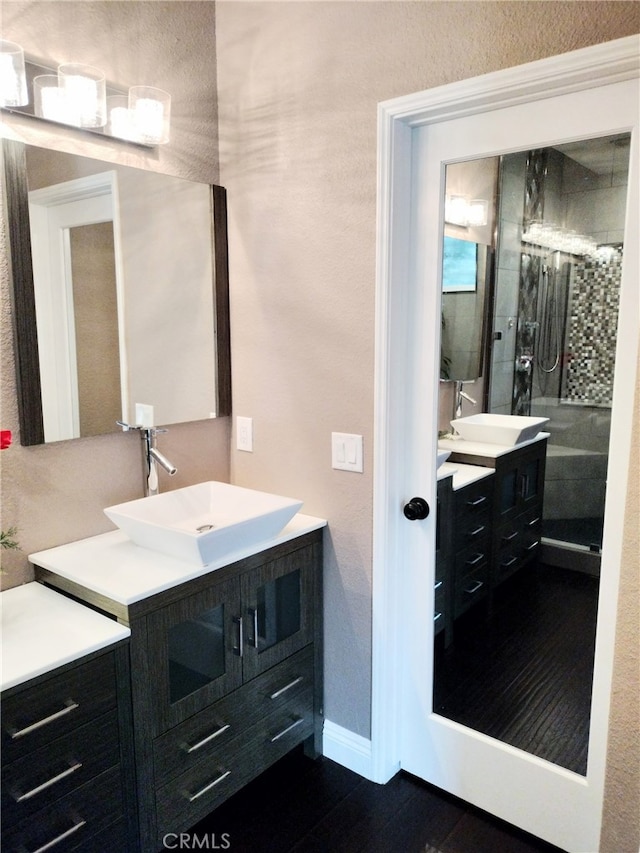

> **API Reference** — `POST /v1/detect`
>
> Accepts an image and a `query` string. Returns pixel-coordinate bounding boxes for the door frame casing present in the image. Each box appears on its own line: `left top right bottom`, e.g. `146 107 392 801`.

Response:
371 33 639 840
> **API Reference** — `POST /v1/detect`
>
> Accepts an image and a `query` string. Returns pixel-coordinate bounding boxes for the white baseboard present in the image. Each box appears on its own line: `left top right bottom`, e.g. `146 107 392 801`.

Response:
322 719 375 781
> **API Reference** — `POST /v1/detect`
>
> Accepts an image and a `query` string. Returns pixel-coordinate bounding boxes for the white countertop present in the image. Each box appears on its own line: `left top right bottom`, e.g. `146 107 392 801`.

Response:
440 461 494 490
1 582 130 692
438 431 550 459
29 513 327 607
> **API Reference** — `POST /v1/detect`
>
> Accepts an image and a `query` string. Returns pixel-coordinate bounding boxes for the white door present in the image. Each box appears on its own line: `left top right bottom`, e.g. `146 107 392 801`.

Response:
372 38 639 853
29 172 124 441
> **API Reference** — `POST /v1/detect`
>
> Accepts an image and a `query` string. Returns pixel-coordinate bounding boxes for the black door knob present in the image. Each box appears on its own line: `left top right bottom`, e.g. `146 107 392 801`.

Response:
403 497 430 521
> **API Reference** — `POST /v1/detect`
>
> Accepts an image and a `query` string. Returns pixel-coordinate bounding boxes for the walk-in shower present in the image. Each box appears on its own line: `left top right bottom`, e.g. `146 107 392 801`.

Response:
488 135 630 560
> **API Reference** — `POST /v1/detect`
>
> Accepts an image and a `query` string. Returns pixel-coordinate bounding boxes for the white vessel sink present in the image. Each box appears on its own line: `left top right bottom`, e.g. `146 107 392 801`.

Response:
450 414 549 446
105 482 303 566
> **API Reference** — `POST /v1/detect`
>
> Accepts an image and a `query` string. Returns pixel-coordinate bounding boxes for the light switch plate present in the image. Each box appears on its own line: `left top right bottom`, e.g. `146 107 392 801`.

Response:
331 432 363 473
237 416 253 452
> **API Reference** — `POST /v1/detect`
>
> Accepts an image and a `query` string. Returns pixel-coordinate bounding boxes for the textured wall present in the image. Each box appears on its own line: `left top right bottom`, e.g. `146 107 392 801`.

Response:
214 2 639 849
0 1 230 586
1 2 638 849
601 351 640 850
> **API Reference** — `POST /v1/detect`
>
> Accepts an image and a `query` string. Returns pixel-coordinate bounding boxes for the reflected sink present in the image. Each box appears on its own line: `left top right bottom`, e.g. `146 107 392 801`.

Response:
437 450 451 468
450 414 549 446
105 482 303 566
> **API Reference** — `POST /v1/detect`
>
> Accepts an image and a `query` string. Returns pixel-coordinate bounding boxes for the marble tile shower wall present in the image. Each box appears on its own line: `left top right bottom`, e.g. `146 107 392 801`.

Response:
489 152 527 414
490 143 627 421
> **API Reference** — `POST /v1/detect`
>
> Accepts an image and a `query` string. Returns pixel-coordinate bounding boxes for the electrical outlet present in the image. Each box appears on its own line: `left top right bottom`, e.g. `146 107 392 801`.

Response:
237 416 253 452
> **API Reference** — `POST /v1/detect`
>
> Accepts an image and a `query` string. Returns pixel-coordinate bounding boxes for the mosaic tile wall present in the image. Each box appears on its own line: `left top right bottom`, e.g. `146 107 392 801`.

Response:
562 249 622 406
512 149 547 416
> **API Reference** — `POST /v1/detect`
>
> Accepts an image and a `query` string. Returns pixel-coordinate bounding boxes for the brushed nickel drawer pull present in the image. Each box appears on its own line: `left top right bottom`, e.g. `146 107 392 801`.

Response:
270 717 304 742
27 818 87 853
468 525 485 538
464 580 484 595
9 699 79 739
434 580 443 591
528 516 541 527
501 556 518 568
434 612 442 622
526 540 540 551
233 615 243 657
186 769 231 802
465 553 484 567
270 676 304 700
14 761 83 802
249 607 260 648
502 530 519 543
466 495 487 507
184 724 231 753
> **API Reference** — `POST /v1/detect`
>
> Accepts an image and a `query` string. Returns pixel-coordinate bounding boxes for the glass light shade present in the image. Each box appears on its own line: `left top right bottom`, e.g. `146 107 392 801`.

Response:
129 85 171 144
106 95 137 140
445 195 469 227
34 74 68 122
0 40 28 107
58 62 106 128
467 199 489 227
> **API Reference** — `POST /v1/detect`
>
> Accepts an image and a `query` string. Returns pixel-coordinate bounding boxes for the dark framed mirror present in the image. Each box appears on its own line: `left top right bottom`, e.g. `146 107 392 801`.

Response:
2 139 231 446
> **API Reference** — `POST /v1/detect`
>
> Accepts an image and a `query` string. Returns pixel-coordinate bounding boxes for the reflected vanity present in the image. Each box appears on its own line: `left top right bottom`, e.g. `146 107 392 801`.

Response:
2 140 231 446
434 133 630 775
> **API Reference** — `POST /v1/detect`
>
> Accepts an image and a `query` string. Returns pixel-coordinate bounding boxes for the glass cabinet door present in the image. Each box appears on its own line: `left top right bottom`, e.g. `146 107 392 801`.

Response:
241 546 315 681
147 576 243 734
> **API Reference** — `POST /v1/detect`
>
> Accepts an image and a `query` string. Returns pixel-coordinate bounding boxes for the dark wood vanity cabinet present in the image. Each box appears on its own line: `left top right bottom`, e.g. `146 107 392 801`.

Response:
1 645 135 853
35 529 323 852
136 532 322 850
451 475 494 619
446 437 547 597
491 439 546 587
435 476 454 644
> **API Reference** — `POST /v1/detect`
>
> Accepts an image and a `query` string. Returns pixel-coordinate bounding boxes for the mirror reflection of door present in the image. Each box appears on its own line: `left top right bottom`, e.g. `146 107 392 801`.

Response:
28 174 122 442
434 133 630 775
69 222 121 437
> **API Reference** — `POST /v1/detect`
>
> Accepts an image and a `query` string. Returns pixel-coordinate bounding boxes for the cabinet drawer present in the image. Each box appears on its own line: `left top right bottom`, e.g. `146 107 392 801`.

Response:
454 543 491 580
521 506 543 557
454 552 489 618
434 580 446 634
494 507 542 584
2 766 124 853
2 712 120 827
456 511 491 548
455 479 493 524
2 653 116 765
154 646 314 784
155 687 314 839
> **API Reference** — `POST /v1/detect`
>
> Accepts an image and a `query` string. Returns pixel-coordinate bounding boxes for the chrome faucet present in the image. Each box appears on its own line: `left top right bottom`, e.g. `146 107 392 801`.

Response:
117 421 177 496
454 380 477 420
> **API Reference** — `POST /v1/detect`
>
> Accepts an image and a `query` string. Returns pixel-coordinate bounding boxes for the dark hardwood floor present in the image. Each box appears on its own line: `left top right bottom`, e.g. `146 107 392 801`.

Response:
434 562 599 774
185 561 596 852
190 745 563 852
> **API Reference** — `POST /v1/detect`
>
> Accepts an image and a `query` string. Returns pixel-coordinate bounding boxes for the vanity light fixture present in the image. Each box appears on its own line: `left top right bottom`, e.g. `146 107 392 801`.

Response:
0 42 171 146
522 221 599 258
444 195 488 228
0 40 28 107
